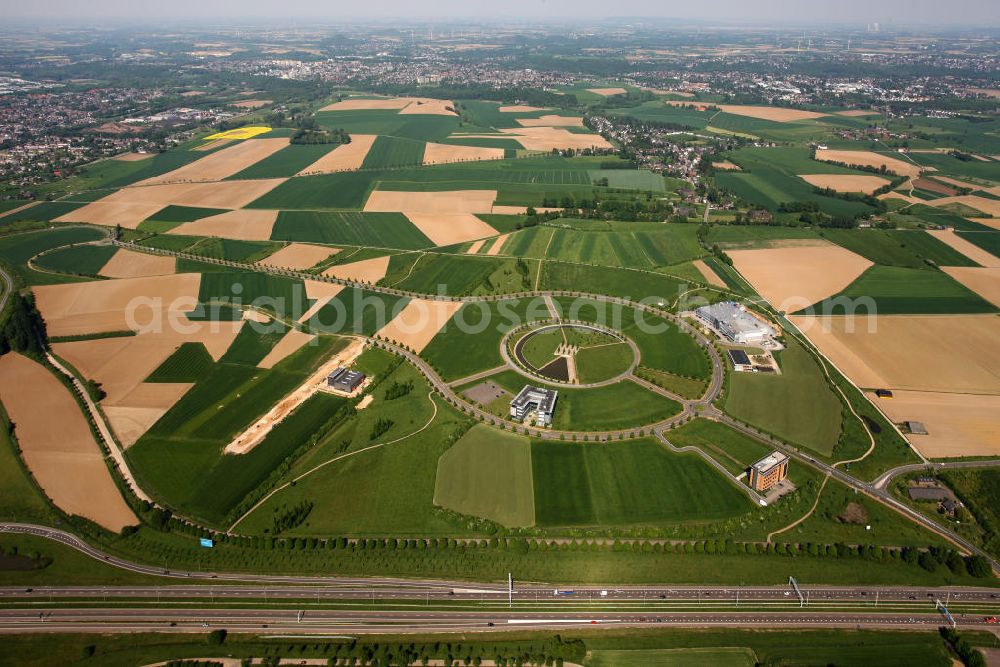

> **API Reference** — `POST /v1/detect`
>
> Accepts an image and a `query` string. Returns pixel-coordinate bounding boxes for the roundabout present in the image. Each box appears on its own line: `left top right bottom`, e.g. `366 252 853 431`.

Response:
503 321 639 388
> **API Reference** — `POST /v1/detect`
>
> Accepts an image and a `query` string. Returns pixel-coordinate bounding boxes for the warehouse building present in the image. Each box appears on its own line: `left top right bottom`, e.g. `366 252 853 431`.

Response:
327 367 365 393
695 301 776 346
748 451 789 492
510 385 558 427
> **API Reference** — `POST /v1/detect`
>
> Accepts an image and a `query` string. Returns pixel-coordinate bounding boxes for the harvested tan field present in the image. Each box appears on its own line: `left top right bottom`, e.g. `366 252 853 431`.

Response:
728 241 873 312
693 259 726 287
398 98 456 116
375 299 463 352
969 218 1000 231
297 134 377 174
101 179 285 210
835 109 880 117
799 173 891 194
941 267 1000 307
193 138 232 152
588 87 628 96
486 233 511 256
103 383 194 448
928 229 1000 267
716 105 829 122
320 97 412 111
930 194 1000 218
516 115 584 128
98 249 176 279
466 240 486 254
789 314 1000 394
967 88 1000 99
225 339 365 454
137 138 289 185
494 127 613 151
405 213 499 247
53 201 166 229
640 87 694 97
231 99 272 109
168 208 279 241
298 280 345 323
499 105 548 112
423 142 504 165
242 309 272 324
712 161 741 171
865 390 1000 458
113 152 153 161
0 352 137 531
814 149 922 179
34 273 202 337
258 328 316 369
365 189 497 215
322 256 391 284
258 243 339 270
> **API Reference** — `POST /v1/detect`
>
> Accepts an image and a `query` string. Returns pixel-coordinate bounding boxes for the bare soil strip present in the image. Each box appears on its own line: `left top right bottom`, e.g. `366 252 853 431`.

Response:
498 105 548 112
941 267 1000 307
928 229 1000 267
224 339 365 454
258 328 316 369
929 194 1000 217
54 201 169 229
485 233 511 256
258 243 339 270
814 149 922 179
866 390 1000 458
375 299 463 353
422 143 505 165
113 152 153 161
136 138 290 185
298 280 345 323
466 240 486 254
231 99 272 109
692 259 726 287
835 109 880 117
397 98 456 116
98 248 176 278
789 314 1000 394
405 213 499 246
0 352 137 531
728 242 873 313
0 201 38 219
587 87 628 96
799 173 891 194
297 134 377 174
68 179 285 216
712 161 741 171
365 189 497 215
319 97 412 111
322 256 390 283
33 273 202 337
168 209 279 241
515 115 584 127
192 138 232 152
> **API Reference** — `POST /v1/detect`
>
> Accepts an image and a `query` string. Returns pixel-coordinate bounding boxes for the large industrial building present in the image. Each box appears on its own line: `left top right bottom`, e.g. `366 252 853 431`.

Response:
327 367 365 393
748 451 789 492
695 301 776 346
510 385 558 427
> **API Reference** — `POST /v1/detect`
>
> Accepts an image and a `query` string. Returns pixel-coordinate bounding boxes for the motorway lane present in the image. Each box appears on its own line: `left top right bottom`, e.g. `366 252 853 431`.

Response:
0 607 996 635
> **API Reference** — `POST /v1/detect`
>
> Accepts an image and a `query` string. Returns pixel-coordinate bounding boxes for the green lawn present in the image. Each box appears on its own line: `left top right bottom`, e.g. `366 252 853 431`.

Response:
725 337 842 456
518 327 564 368
531 439 751 527
433 424 535 527
586 647 756 667
575 341 634 383
666 419 773 477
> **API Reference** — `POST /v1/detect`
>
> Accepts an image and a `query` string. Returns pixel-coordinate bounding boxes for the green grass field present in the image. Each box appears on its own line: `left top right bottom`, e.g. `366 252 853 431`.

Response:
811 265 997 315
421 298 538 381
228 143 337 179
197 271 306 317
940 467 1000 559
586 647 756 667
144 342 215 382
666 419 773 477
361 135 426 169
540 261 685 304
218 321 289 366
0 226 106 285
270 210 433 249
574 341 634 383
389 254 520 296
433 424 535 527
531 439 750 527
32 243 117 276
0 201 85 225
306 288 409 336
142 205 228 223
706 224 822 249
247 170 378 209
187 238 284 263
820 229 981 268
725 338 842 456
957 231 1000 261
518 327 564 368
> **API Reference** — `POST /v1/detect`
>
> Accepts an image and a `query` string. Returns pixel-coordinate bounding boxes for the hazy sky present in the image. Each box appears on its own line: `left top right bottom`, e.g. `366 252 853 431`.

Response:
4 0 998 26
